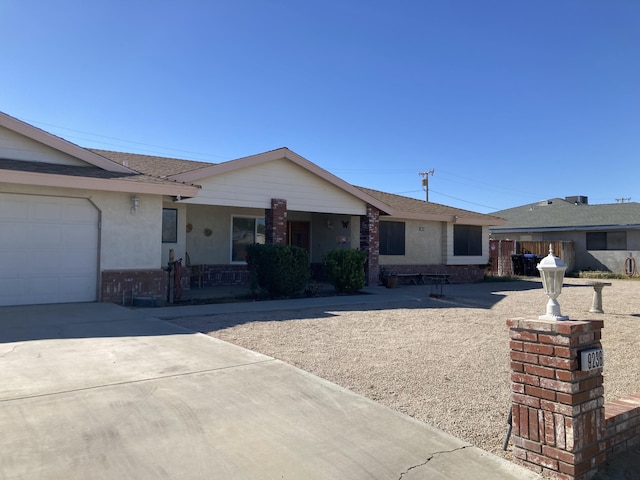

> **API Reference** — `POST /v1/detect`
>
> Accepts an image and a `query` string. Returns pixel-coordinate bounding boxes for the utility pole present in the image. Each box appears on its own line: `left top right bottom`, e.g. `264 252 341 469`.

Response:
616 197 631 203
419 169 435 202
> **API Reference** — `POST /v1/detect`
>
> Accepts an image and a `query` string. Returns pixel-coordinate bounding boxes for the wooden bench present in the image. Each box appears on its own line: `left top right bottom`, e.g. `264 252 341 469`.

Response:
393 273 452 297
423 273 452 298
395 273 428 285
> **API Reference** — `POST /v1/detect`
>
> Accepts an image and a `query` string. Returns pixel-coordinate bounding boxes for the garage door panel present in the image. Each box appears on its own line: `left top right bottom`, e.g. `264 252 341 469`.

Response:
0 278 28 305
62 224 98 248
59 274 97 295
30 202 63 221
65 203 98 222
59 252 97 273
0 203 27 220
0 193 99 306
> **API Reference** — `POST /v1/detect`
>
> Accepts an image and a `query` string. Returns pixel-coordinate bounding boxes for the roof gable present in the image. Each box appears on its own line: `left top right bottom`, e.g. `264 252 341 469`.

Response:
0 112 135 173
168 148 394 214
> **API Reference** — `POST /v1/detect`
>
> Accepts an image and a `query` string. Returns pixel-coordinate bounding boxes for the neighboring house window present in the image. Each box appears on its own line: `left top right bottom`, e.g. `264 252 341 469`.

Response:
232 217 266 262
380 221 405 255
454 225 482 256
162 208 177 243
586 231 626 250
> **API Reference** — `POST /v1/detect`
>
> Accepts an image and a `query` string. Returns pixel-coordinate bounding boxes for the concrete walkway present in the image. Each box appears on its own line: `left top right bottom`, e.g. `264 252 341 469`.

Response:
0 299 541 479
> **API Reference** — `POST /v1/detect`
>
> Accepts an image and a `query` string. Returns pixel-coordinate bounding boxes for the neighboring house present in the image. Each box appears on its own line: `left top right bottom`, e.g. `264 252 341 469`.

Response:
0 111 504 306
490 196 640 274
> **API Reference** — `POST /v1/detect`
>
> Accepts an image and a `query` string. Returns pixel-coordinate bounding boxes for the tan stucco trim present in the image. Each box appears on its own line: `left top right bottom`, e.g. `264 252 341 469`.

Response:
0 112 136 174
0 169 200 196
168 148 394 215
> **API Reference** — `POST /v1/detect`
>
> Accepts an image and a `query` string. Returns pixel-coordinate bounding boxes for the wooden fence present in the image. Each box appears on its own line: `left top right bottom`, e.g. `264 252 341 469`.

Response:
489 240 575 276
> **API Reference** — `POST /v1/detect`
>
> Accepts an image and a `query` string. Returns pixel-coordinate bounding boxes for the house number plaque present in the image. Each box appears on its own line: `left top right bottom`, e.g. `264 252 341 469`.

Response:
579 348 604 371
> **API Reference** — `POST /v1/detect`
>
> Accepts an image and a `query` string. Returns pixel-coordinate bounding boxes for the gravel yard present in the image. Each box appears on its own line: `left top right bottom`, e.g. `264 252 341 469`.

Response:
170 277 640 460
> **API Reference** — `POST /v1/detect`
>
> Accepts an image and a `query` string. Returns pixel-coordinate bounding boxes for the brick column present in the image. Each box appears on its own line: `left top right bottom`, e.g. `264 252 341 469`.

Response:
507 318 605 480
265 198 287 245
360 205 380 286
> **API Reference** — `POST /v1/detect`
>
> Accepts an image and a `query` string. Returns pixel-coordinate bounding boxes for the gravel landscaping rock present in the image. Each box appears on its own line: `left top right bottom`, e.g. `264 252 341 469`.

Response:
170 278 640 461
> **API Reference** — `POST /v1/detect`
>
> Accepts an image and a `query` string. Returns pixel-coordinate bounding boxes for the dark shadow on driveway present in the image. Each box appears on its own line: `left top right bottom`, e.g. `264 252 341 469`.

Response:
168 280 546 333
0 302 193 343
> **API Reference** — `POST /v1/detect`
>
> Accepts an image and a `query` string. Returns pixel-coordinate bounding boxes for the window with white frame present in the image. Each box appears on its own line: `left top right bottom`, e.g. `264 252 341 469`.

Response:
231 216 265 262
162 208 178 243
454 224 482 256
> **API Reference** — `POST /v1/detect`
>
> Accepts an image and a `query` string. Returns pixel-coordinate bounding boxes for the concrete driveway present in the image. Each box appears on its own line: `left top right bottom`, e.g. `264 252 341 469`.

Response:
0 302 539 480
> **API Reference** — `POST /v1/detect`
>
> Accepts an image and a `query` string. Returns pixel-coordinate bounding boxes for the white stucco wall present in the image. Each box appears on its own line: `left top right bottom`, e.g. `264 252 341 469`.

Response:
184 206 359 265
0 126 88 166
185 204 265 264
0 183 164 269
308 213 357 263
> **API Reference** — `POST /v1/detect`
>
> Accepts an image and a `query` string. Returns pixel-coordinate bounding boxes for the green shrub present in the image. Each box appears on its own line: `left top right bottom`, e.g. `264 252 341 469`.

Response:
324 248 366 293
245 243 310 298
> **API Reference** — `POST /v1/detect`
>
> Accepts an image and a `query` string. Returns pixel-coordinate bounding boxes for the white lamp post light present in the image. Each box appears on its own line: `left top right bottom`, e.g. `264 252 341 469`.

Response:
536 244 569 321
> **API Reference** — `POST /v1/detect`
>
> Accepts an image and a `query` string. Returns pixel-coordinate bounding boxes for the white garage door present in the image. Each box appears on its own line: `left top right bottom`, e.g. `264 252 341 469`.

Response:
0 193 99 306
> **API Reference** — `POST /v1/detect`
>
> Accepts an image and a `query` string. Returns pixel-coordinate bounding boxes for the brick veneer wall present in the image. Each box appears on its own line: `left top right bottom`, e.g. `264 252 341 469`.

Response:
507 317 640 480
265 198 287 244
101 270 167 305
188 264 250 287
360 205 380 286
601 395 640 462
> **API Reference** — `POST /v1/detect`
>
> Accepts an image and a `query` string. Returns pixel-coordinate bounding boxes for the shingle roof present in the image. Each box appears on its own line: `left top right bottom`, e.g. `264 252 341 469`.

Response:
90 149 216 177
83 149 502 225
491 198 640 231
89 150 502 223
356 186 504 223
0 158 171 185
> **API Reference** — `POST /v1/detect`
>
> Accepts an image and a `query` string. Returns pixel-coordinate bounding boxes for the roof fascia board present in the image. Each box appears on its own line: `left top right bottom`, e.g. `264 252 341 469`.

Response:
0 169 200 196
169 148 394 215
491 224 640 233
385 212 505 225
0 112 136 174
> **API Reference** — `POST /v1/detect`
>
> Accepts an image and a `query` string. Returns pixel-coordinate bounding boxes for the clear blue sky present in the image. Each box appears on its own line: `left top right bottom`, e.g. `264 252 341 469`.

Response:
1 1 638 213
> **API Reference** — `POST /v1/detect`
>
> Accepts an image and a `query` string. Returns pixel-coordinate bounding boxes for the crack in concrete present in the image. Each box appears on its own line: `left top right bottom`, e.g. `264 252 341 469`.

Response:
0 344 20 358
398 445 472 480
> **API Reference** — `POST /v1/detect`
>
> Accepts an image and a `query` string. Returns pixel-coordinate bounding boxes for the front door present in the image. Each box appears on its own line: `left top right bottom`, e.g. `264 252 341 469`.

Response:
288 221 310 251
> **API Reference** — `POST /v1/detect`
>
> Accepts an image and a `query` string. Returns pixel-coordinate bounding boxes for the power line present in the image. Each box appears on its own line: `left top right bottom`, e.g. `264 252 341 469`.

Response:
428 188 501 211
418 169 435 201
23 118 232 161
394 188 500 211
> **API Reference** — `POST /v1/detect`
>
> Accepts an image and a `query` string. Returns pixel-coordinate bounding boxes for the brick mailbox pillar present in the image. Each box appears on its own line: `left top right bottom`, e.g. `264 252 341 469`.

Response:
507 318 605 480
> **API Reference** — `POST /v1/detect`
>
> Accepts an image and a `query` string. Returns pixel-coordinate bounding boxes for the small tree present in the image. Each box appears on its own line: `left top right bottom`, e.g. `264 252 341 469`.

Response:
246 243 310 298
324 248 366 293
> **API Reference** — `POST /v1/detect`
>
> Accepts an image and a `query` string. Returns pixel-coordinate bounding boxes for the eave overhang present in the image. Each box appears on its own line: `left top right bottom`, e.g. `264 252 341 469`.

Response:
0 169 200 196
490 224 640 234
0 112 137 174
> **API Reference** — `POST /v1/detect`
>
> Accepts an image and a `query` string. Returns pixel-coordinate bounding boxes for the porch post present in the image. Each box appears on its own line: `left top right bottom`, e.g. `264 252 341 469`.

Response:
265 198 287 245
360 205 380 286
